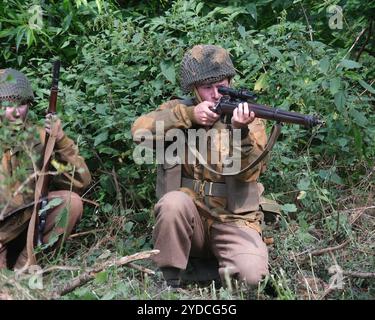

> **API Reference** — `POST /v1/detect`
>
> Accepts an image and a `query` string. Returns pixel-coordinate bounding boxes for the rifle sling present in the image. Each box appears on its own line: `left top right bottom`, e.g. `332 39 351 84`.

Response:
26 125 58 267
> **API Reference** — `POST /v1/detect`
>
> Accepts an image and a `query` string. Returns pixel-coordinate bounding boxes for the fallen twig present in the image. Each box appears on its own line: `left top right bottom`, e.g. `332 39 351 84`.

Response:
68 228 106 239
343 271 375 279
127 262 155 275
298 240 350 258
53 249 159 298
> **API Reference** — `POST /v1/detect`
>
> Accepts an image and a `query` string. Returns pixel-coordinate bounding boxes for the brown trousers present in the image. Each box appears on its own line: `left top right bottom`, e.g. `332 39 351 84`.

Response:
152 191 269 286
0 190 83 269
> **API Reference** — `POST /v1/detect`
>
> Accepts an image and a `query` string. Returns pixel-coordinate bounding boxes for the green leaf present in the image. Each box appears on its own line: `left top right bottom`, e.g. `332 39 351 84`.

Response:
95 0 103 14
246 3 257 22
15 28 25 51
267 46 283 59
61 40 70 49
101 292 116 300
132 33 142 45
56 207 69 229
94 131 108 146
329 172 344 185
336 137 348 147
95 271 108 284
281 203 297 213
74 288 97 300
351 109 368 127
160 60 175 84
39 197 64 215
352 125 363 158
340 59 361 69
83 78 100 85
44 232 59 248
195 2 204 14
358 80 375 94
96 104 107 115
297 178 310 191
319 57 330 74
329 77 341 95
318 169 343 185
254 73 268 91
124 221 134 234
334 90 346 111
238 25 246 39
26 29 34 47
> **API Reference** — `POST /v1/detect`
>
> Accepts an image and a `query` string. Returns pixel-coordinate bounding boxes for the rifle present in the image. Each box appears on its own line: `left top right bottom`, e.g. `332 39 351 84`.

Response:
214 86 322 128
36 60 61 245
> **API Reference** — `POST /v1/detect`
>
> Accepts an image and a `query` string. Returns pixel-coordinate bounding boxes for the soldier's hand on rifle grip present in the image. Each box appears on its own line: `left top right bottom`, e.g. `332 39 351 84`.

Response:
193 101 220 126
231 102 255 129
45 113 64 142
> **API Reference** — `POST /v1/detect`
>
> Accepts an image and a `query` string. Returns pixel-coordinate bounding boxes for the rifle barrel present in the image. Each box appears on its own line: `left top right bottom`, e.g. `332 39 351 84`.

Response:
216 100 321 128
48 60 60 114
216 86 322 128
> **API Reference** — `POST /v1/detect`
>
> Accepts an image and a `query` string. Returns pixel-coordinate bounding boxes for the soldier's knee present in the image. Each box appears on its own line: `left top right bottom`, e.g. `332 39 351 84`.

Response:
67 192 83 222
235 260 268 286
50 191 83 222
154 191 193 221
220 258 268 287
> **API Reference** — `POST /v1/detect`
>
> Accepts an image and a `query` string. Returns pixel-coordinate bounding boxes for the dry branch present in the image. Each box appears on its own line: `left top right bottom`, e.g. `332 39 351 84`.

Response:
343 271 375 279
53 249 159 298
300 240 350 258
127 262 155 275
68 228 106 239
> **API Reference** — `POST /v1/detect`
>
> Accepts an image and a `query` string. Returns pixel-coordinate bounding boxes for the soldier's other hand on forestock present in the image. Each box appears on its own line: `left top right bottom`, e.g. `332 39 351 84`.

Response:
45 113 64 142
193 101 220 127
231 102 255 129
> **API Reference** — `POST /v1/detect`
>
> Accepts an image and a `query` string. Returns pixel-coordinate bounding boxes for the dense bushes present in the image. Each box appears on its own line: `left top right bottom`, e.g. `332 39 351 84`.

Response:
1 0 373 299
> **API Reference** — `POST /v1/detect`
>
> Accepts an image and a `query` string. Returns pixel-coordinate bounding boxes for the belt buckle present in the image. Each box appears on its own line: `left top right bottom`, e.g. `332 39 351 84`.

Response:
199 180 206 197
193 180 200 194
207 182 213 196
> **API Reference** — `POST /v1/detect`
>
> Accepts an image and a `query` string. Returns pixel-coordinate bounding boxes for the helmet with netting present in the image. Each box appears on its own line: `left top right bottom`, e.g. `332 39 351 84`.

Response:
0 69 34 105
180 44 236 93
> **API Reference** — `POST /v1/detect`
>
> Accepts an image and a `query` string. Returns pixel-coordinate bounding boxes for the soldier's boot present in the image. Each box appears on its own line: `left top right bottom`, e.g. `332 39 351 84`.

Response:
180 257 221 288
0 246 7 269
160 267 182 288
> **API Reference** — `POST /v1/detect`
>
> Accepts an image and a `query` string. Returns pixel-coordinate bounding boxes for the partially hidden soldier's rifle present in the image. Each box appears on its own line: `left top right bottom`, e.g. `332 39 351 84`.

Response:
36 60 61 245
214 86 322 128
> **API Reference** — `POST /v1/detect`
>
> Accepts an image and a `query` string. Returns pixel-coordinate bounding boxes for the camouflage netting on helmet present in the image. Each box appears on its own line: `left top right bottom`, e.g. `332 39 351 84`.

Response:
180 44 236 93
0 69 34 105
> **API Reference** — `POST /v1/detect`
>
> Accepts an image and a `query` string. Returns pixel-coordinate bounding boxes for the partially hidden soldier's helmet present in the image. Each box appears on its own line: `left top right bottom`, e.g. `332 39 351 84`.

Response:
180 44 236 93
0 68 34 105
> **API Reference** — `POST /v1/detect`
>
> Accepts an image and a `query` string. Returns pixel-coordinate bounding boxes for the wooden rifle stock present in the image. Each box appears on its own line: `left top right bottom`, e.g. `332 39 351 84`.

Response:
36 60 60 245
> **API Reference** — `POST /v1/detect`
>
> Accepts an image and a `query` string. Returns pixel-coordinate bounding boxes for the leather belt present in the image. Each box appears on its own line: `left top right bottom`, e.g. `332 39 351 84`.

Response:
181 177 226 197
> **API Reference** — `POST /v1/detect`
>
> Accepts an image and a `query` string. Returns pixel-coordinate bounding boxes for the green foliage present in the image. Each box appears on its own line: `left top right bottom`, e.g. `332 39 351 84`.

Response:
1 0 374 300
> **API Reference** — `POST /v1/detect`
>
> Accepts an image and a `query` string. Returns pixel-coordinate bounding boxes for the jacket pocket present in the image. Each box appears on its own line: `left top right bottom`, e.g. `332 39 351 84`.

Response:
224 177 260 213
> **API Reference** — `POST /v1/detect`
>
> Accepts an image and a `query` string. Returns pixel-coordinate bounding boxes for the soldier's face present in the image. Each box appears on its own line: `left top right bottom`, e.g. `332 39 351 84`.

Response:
196 78 230 103
4 104 28 122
